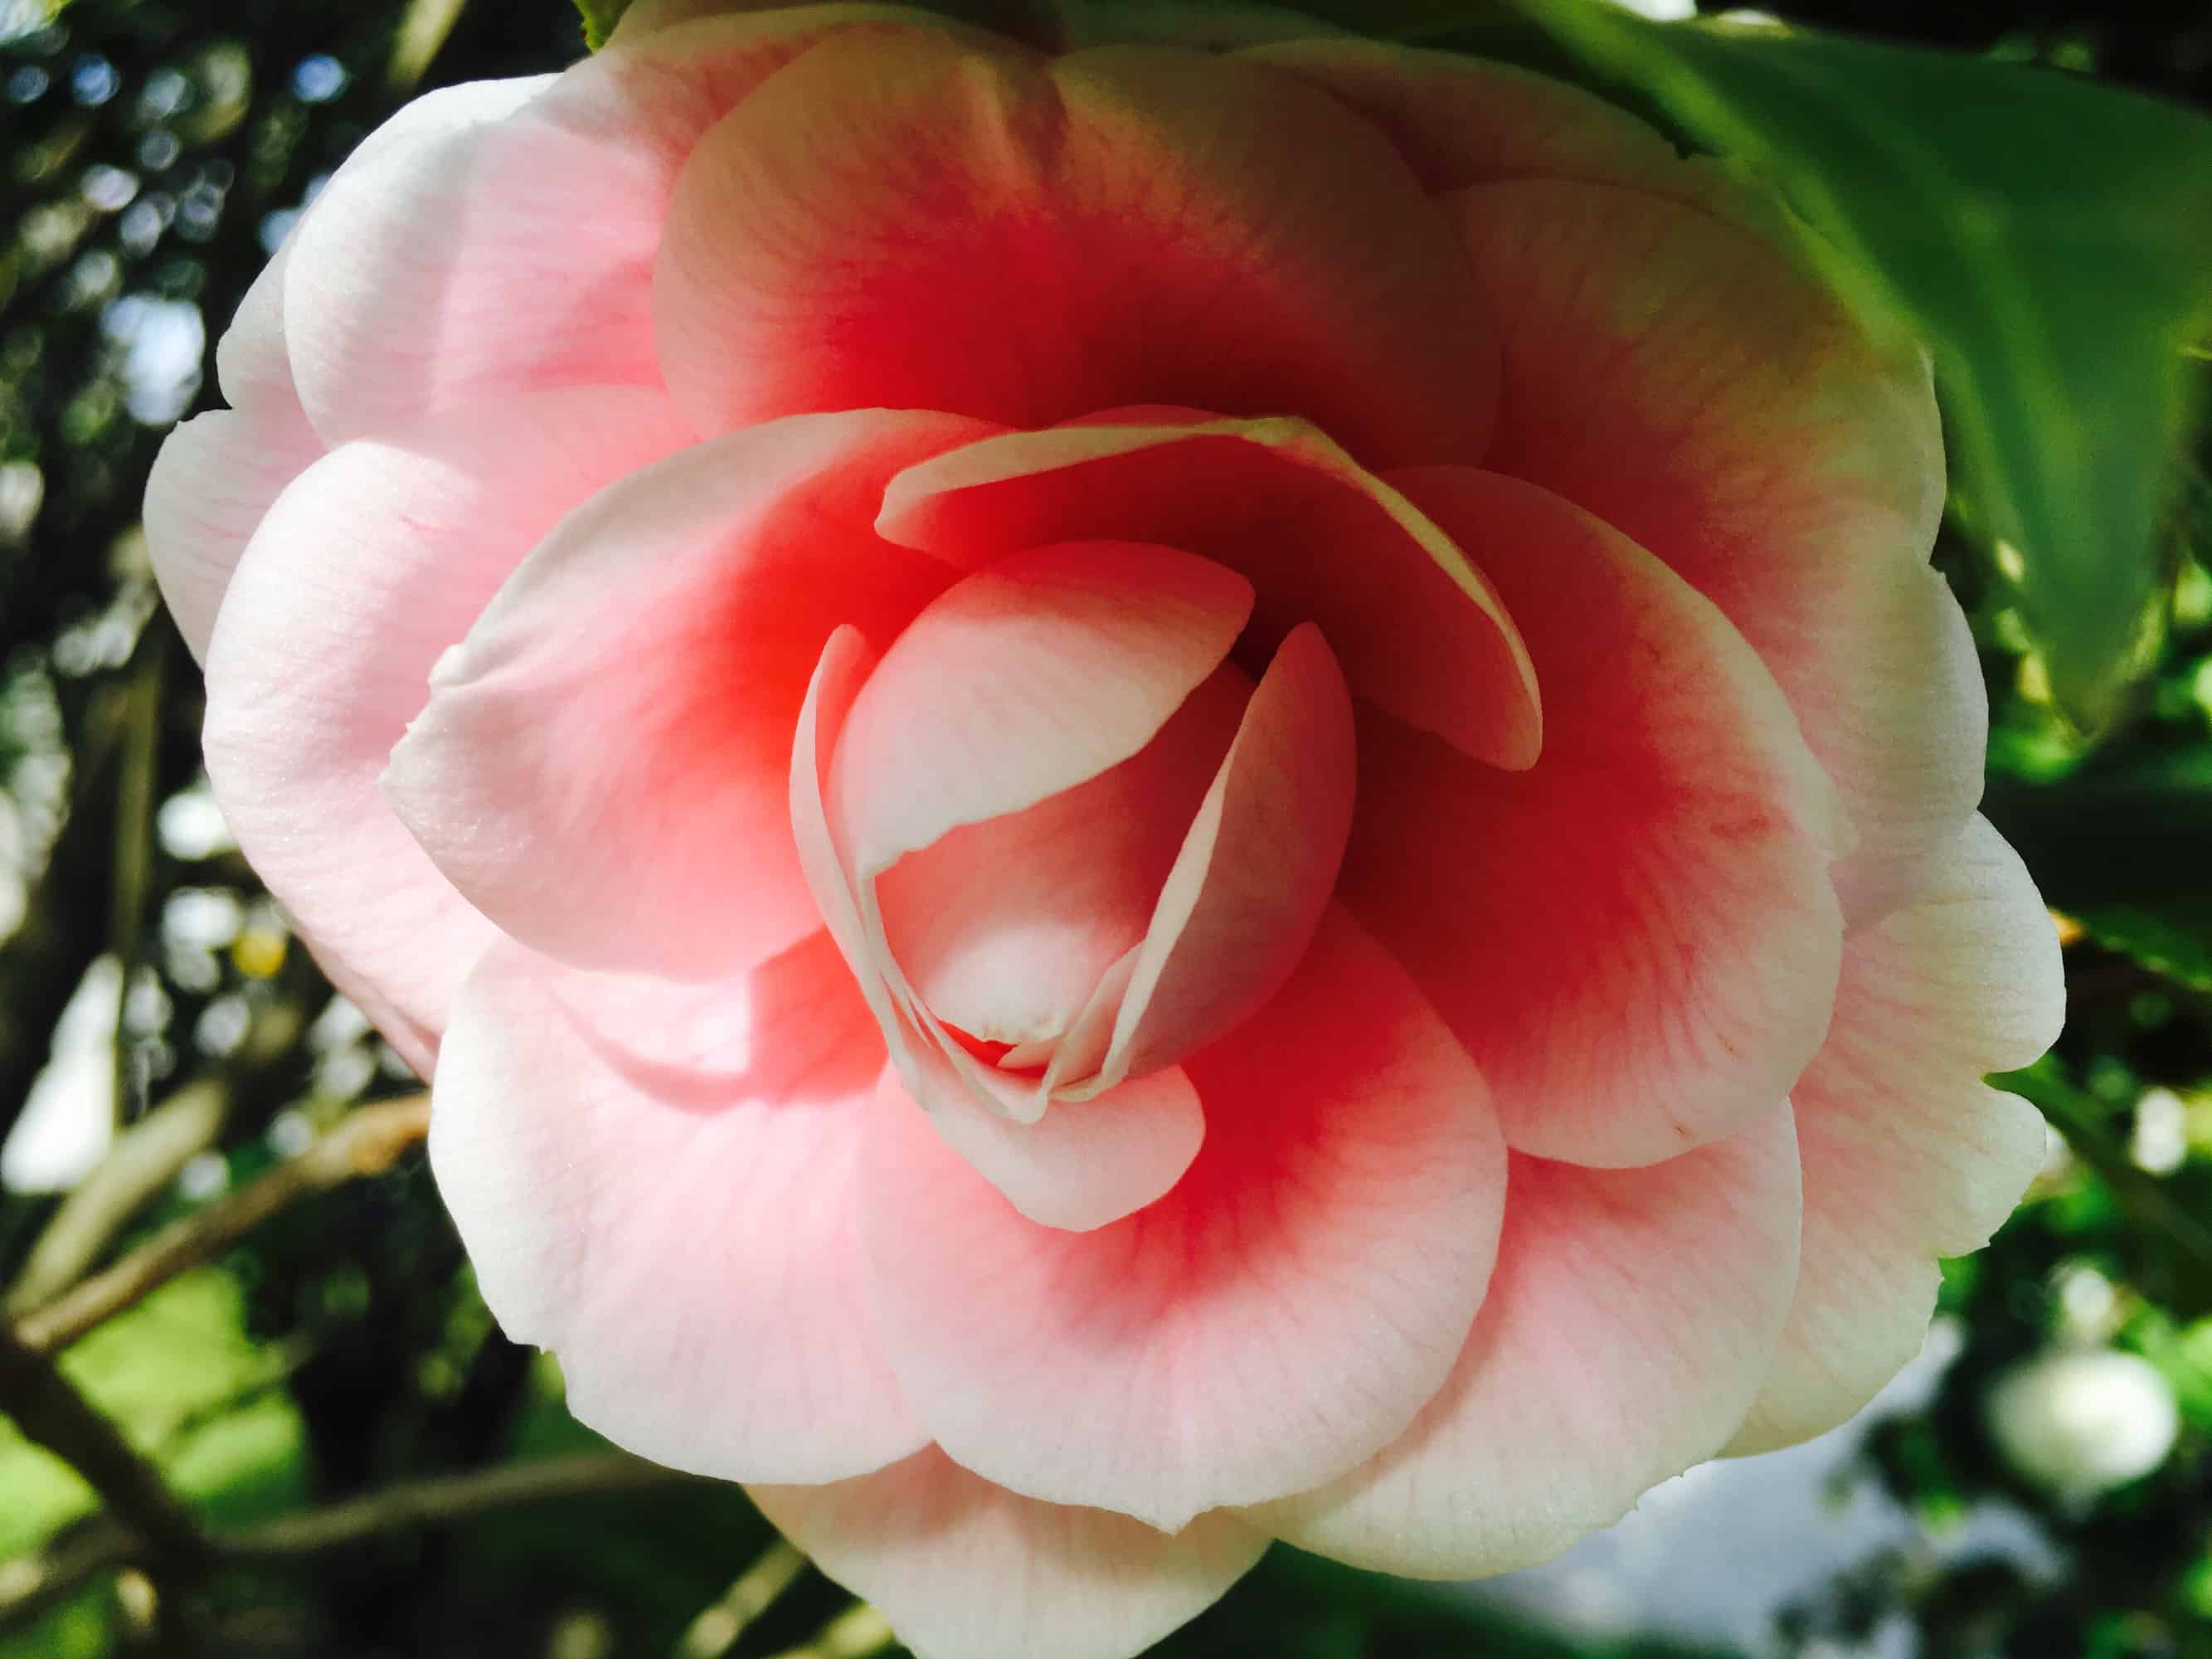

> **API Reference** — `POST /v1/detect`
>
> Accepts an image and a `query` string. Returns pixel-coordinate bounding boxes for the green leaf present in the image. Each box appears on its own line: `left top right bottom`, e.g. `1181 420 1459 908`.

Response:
1984 742 2212 986
574 0 631 48
1480 2 2212 733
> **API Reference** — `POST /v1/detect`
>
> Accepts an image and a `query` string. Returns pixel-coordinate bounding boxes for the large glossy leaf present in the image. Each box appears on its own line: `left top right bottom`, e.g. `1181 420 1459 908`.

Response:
1373 0 2212 733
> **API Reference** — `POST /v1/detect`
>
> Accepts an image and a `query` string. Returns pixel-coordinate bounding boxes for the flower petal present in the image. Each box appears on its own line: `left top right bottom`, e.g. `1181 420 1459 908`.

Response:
1729 816 2063 1452
430 932 926 1483
859 906 1506 1530
795 629 1200 1232
751 1448 1268 1659
202 387 696 1063
146 236 324 664
655 32 1495 465
283 11 943 442
878 414 1539 769
1443 178 1976 922
144 404 323 665
880 1058 1204 1233
1254 1108 1801 1578
382 410 994 984
1073 623 1355 1093
876 668 1247 1047
1238 37 1686 192
828 540 1252 880
1348 469 1844 1167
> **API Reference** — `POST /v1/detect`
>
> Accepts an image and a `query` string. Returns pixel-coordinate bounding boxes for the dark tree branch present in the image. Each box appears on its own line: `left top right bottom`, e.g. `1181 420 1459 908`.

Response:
0 1325 209 1574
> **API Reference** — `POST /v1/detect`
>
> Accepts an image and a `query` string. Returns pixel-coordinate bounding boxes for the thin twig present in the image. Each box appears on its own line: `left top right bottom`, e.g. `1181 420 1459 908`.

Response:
0 1325 208 1572
765 1603 897 1659
0 1452 701 1632
675 1540 809 1659
15 1093 431 1355
223 1452 694 1557
5 1080 229 1317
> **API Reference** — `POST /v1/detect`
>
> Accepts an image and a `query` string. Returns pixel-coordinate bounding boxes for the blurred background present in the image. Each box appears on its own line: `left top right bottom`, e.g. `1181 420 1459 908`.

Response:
2 1 2210 1655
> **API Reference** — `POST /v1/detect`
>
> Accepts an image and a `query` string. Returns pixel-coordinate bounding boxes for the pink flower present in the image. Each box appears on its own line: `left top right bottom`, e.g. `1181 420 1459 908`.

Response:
145 4 2065 1653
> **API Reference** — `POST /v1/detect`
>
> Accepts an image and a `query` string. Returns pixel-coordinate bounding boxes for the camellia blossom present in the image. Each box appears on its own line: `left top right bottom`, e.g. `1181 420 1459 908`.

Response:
144 2 2066 1653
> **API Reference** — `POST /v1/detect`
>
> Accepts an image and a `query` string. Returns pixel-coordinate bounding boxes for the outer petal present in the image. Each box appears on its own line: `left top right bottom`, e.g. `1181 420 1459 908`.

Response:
150 76 590 658
751 1448 1269 1659
283 8 966 442
147 234 324 664
1238 37 1686 193
1728 816 2063 1452
655 32 1496 465
382 409 994 983
1444 178 1976 921
878 414 1539 769
144 403 323 664
202 387 696 1063
1254 1108 1801 1578
430 932 927 1483
859 907 1507 1530
1348 469 1844 1168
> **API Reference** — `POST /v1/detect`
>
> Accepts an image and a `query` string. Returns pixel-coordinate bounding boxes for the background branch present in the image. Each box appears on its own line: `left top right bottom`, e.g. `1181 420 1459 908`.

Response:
0 1452 702 1634
15 1092 430 1355
0 1324 207 1574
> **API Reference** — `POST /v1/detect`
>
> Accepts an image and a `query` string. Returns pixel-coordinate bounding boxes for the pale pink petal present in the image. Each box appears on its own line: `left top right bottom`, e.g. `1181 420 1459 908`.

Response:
1445 178 1976 922
881 1058 1204 1233
1076 624 1356 1092
878 414 1539 769
382 410 993 983
210 231 303 417
860 907 1507 1530
751 1448 1269 1659
876 669 1246 1046
1349 469 1844 1168
655 33 1495 465
144 405 323 664
1255 1110 1801 1577
828 541 1252 879
1239 38 1685 192
430 932 926 1482
202 387 695 1063
1730 816 2063 1452
283 12 948 442
145 236 326 664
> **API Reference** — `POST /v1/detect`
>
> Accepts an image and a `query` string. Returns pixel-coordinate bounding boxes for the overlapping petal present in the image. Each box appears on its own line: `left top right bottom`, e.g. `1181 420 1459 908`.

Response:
654 33 1495 465
826 540 1252 878
382 409 994 984
1238 37 1687 193
284 8 973 443
751 1448 1268 1659
1729 816 2062 1452
1065 623 1356 1095
878 413 1539 769
202 387 696 1066
1346 469 1844 1167
1444 177 1977 921
858 907 1506 1530
430 931 926 1484
1255 1108 1801 1577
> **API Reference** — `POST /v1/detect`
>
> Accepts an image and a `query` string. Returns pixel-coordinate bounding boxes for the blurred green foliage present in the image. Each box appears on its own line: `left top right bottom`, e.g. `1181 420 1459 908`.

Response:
2 1 2212 1657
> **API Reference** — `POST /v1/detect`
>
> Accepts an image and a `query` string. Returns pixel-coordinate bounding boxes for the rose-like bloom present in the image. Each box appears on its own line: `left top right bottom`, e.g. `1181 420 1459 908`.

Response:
145 2 2065 1653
